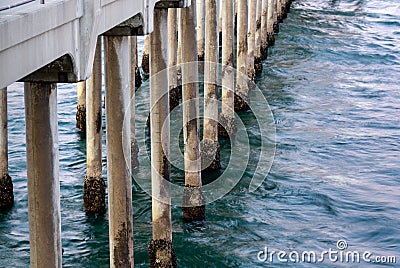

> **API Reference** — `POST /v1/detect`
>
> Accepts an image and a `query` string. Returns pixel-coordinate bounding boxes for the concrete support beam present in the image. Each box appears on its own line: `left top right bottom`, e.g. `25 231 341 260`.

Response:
24 82 62 268
0 87 13 209
219 0 237 138
76 81 86 133
84 37 106 214
180 0 206 221
104 36 134 268
235 0 250 111
148 8 177 267
202 0 221 171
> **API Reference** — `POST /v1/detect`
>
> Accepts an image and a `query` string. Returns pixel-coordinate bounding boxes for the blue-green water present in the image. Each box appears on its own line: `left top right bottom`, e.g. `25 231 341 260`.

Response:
1 0 399 267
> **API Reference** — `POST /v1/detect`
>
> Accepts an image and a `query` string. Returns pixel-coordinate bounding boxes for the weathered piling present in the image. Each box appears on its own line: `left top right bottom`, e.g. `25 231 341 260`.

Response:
254 0 263 76
202 0 221 171
219 0 237 138
267 0 276 46
177 9 183 84
168 8 181 111
142 35 150 74
281 0 288 19
148 8 177 267
84 37 106 214
76 81 86 132
133 37 142 88
181 0 206 221
219 0 223 44
285 0 292 15
24 82 62 267
104 36 134 267
235 0 250 111
0 87 13 209
130 37 139 169
196 1 205 61
277 0 283 22
234 0 238 31
247 0 257 81
260 0 269 58
273 0 279 33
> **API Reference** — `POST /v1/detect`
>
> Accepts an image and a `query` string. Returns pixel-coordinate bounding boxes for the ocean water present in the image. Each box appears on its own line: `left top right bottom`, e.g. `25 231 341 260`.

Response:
1 0 399 267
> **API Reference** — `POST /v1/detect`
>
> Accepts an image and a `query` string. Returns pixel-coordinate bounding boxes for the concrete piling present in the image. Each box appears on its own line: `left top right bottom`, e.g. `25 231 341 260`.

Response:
285 0 292 14
260 0 269 58
247 0 257 81
281 0 287 19
76 81 86 132
84 37 106 214
181 0 206 221
235 0 250 111
254 0 263 76
133 36 142 88
130 36 139 169
148 8 177 267
277 0 283 23
196 1 206 61
273 0 279 33
0 87 13 209
202 0 221 171
142 35 150 74
177 9 183 86
168 8 181 111
219 0 223 44
24 82 62 268
104 36 134 268
267 0 276 46
219 0 237 138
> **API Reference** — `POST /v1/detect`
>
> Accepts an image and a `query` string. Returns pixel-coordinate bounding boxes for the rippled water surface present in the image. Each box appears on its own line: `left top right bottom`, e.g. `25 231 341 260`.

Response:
1 0 399 267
